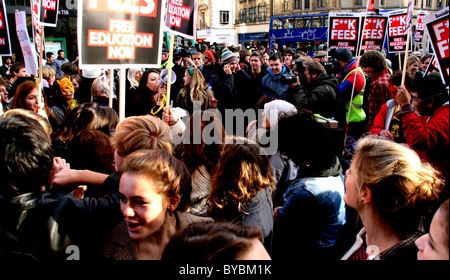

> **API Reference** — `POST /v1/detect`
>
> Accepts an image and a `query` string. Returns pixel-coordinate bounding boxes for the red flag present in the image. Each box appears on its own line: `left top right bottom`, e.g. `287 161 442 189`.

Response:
368 0 379 14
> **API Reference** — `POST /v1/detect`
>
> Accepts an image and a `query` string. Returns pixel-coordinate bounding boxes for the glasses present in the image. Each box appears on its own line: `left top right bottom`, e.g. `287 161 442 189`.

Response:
411 92 443 102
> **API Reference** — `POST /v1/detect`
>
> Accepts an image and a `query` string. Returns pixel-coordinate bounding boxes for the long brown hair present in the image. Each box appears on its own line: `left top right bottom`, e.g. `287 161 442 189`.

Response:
176 110 225 174
209 137 275 214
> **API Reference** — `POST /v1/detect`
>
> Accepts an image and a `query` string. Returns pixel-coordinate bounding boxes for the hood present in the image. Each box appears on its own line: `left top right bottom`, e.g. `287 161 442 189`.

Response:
266 64 290 78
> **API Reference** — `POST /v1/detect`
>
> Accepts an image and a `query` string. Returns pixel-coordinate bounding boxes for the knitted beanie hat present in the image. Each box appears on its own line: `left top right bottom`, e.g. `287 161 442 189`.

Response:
335 48 354 63
204 50 215 62
221 50 238 64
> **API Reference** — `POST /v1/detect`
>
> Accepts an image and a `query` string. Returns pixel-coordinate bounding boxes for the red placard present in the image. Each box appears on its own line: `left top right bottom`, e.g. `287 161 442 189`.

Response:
328 13 361 56
361 13 388 53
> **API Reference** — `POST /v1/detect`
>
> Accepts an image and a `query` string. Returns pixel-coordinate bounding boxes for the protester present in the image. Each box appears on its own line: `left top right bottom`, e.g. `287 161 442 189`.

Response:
406 55 422 79
341 137 441 260
0 56 12 77
175 67 216 114
293 59 341 120
243 51 266 110
415 199 449 260
359 50 392 132
48 77 77 129
10 80 40 113
103 149 212 260
45 52 57 72
191 51 213 84
124 68 143 117
421 54 433 72
336 47 367 139
54 50 69 78
261 53 297 102
175 110 225 217
395 75 449 191
273 109 346 260
128 69 166 118
247 99 298 206
162 221 271 260
369 70 413 143
208 137 275 252
7 62 27 99
91 76 118 113
0 113 122 260
0 77 10 112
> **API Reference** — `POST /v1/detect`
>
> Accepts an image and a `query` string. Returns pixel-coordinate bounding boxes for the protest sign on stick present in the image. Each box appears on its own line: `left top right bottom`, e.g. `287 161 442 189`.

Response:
328 12 362 56
387 9 412 53
424 6 449 86
78 0 165 69
15 11 38 75
163 0 197 111
401 0 414 86
0 0 12 56
40 0 59 27
360 12 388 53
78 0 165 121
414 11 427 45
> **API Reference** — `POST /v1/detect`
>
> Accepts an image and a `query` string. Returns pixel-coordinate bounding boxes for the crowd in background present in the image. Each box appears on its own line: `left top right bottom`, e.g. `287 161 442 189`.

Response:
0 40 448 261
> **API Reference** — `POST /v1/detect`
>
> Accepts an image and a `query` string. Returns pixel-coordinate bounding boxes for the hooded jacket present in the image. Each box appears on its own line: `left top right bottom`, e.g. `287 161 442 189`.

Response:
261 65 291 100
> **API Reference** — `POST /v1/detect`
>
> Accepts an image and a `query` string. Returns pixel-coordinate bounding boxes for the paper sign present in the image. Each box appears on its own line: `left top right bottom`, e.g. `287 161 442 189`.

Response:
0 0 12 56
40 0 59 27
164 0 197 39
424 7 449 85
387 9 412 53
78 0 164 68
15 11 38 75
361 13 388 53
414 11 427 44
328 13 361 56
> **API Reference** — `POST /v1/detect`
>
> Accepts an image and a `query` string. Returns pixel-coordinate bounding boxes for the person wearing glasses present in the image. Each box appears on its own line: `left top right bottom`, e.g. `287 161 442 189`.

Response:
395 74 449 191
368 70 413 144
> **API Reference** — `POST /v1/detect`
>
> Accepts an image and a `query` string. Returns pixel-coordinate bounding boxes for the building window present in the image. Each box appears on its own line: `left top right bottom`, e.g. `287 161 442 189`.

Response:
220 11 229 25
240 9 247 23
258 6 266 22
355 0 362 6
284 0 289 12
437 0 443 7
294 0 302 9
317 0 324 8
305 0 310 9
249 7 256 23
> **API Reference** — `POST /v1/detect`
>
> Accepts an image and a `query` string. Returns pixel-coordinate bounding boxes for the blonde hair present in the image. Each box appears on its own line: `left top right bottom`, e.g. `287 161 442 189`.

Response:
42 65 56 81
407 55 421 68
111 115 172 157
181 68 213 107
352 137 441 237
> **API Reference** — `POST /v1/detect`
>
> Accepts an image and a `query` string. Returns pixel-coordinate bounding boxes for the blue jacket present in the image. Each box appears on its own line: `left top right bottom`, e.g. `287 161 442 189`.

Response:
273 158 346 260
261 65 291 100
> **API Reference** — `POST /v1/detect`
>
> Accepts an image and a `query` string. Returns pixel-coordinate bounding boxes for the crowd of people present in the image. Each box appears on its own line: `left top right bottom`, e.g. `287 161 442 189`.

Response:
0 41 448 261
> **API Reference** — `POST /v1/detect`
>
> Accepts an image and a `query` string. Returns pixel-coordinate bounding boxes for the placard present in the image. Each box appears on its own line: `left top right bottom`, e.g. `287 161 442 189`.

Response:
40 0 59 27
0 0 12 56
414 11 427 44
424 7 449 85
360 12 388 53
15 11 38 75
387 9 412 53
164 0 197 39
328 13 361 56
78 0 165 68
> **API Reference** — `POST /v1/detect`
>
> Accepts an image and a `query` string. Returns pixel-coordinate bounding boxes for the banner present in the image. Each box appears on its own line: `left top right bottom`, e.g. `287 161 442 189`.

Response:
405 0 414 33
164 0 197 39
360 12 388 53
40 0 59 27
387 9 412 53
15 11 38 75
328 13 361 56
30 0 45 57
414 11 427 44
424 7 449 86
78 0 165 68
0 0 12 56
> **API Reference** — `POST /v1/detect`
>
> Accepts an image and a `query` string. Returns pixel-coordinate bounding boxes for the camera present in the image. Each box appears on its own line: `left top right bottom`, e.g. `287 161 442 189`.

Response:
280 74 298 85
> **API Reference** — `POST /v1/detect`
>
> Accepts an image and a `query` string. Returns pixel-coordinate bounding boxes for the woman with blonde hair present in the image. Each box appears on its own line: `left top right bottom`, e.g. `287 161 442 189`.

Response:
175 67 216 114
342 137 442 260
406 55 422 79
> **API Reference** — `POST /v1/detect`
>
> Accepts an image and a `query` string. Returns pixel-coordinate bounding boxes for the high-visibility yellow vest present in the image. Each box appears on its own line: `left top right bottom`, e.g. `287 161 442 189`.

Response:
343 67 366 123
